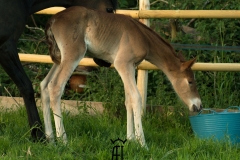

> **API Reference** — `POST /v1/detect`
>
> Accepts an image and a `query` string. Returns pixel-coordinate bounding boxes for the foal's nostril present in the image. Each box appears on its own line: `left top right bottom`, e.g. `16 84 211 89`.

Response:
193 104 201 112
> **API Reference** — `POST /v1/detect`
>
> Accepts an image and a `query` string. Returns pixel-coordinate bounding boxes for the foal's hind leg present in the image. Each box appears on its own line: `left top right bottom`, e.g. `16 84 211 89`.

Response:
48 59 83 143
114 60 146 147
46 41 85 143
40 64 58 143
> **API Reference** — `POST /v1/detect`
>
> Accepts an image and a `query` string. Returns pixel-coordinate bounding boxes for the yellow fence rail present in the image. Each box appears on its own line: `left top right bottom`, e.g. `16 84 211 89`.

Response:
19 54 240 71
37 7 240 19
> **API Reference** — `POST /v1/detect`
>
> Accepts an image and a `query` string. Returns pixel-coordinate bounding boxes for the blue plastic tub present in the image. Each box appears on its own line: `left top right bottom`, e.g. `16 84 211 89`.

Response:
189 106 240 143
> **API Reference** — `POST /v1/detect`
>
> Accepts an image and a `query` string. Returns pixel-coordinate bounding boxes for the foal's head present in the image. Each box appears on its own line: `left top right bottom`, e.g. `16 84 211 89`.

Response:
170 57 202 112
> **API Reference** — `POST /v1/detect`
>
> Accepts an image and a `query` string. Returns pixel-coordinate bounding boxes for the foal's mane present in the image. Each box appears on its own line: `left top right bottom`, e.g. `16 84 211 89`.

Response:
130 18 184 62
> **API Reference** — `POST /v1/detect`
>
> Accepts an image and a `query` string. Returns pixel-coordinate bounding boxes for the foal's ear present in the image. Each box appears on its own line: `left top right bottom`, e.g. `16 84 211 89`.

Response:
180 57 196 71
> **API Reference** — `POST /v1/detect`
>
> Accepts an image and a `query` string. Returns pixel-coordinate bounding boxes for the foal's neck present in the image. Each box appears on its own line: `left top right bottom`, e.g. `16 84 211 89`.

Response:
146 35 181 74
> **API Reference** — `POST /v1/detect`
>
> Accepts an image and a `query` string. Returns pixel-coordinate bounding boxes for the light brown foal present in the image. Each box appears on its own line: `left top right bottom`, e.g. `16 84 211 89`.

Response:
41 6 202 148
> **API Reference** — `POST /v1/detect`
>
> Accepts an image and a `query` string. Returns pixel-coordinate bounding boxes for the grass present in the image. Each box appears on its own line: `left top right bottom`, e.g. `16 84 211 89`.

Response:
0 106 240 159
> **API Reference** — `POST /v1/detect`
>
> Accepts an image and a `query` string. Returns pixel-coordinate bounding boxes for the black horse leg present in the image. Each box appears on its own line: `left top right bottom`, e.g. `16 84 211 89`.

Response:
0 40 45 141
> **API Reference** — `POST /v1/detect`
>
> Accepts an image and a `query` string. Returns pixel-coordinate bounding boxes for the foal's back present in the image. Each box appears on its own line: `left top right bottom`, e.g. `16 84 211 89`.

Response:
47 6 151 64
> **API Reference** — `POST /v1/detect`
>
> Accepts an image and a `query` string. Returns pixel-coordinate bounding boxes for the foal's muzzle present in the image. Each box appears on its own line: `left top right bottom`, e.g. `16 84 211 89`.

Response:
192 104 203 112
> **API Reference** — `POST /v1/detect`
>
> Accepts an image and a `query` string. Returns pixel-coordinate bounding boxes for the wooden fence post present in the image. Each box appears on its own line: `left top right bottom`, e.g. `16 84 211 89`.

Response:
138 0 150 115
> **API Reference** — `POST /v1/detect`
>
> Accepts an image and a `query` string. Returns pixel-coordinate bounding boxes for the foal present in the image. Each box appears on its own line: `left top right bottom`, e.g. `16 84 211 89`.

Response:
41 6 202 147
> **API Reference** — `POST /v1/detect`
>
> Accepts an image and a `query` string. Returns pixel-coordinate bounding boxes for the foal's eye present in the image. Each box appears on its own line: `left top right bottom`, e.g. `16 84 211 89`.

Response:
106 8 114 13
188 81 193 85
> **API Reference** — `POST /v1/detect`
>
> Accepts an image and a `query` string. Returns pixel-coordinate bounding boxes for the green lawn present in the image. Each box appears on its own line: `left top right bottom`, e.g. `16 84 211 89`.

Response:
0 106 239 160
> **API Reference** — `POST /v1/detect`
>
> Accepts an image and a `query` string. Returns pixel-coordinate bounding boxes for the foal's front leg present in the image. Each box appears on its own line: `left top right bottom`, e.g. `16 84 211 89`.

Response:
114 61 146 147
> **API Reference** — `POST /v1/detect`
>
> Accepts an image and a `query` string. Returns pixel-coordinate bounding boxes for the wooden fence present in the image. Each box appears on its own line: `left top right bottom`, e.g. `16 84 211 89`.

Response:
22 2 240 114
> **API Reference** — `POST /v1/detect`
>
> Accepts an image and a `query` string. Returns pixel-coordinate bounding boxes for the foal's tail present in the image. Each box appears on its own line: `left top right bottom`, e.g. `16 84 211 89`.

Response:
45 21 61 64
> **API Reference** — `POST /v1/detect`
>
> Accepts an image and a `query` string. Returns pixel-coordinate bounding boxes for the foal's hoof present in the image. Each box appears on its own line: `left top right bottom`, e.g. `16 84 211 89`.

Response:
143 144 149 150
